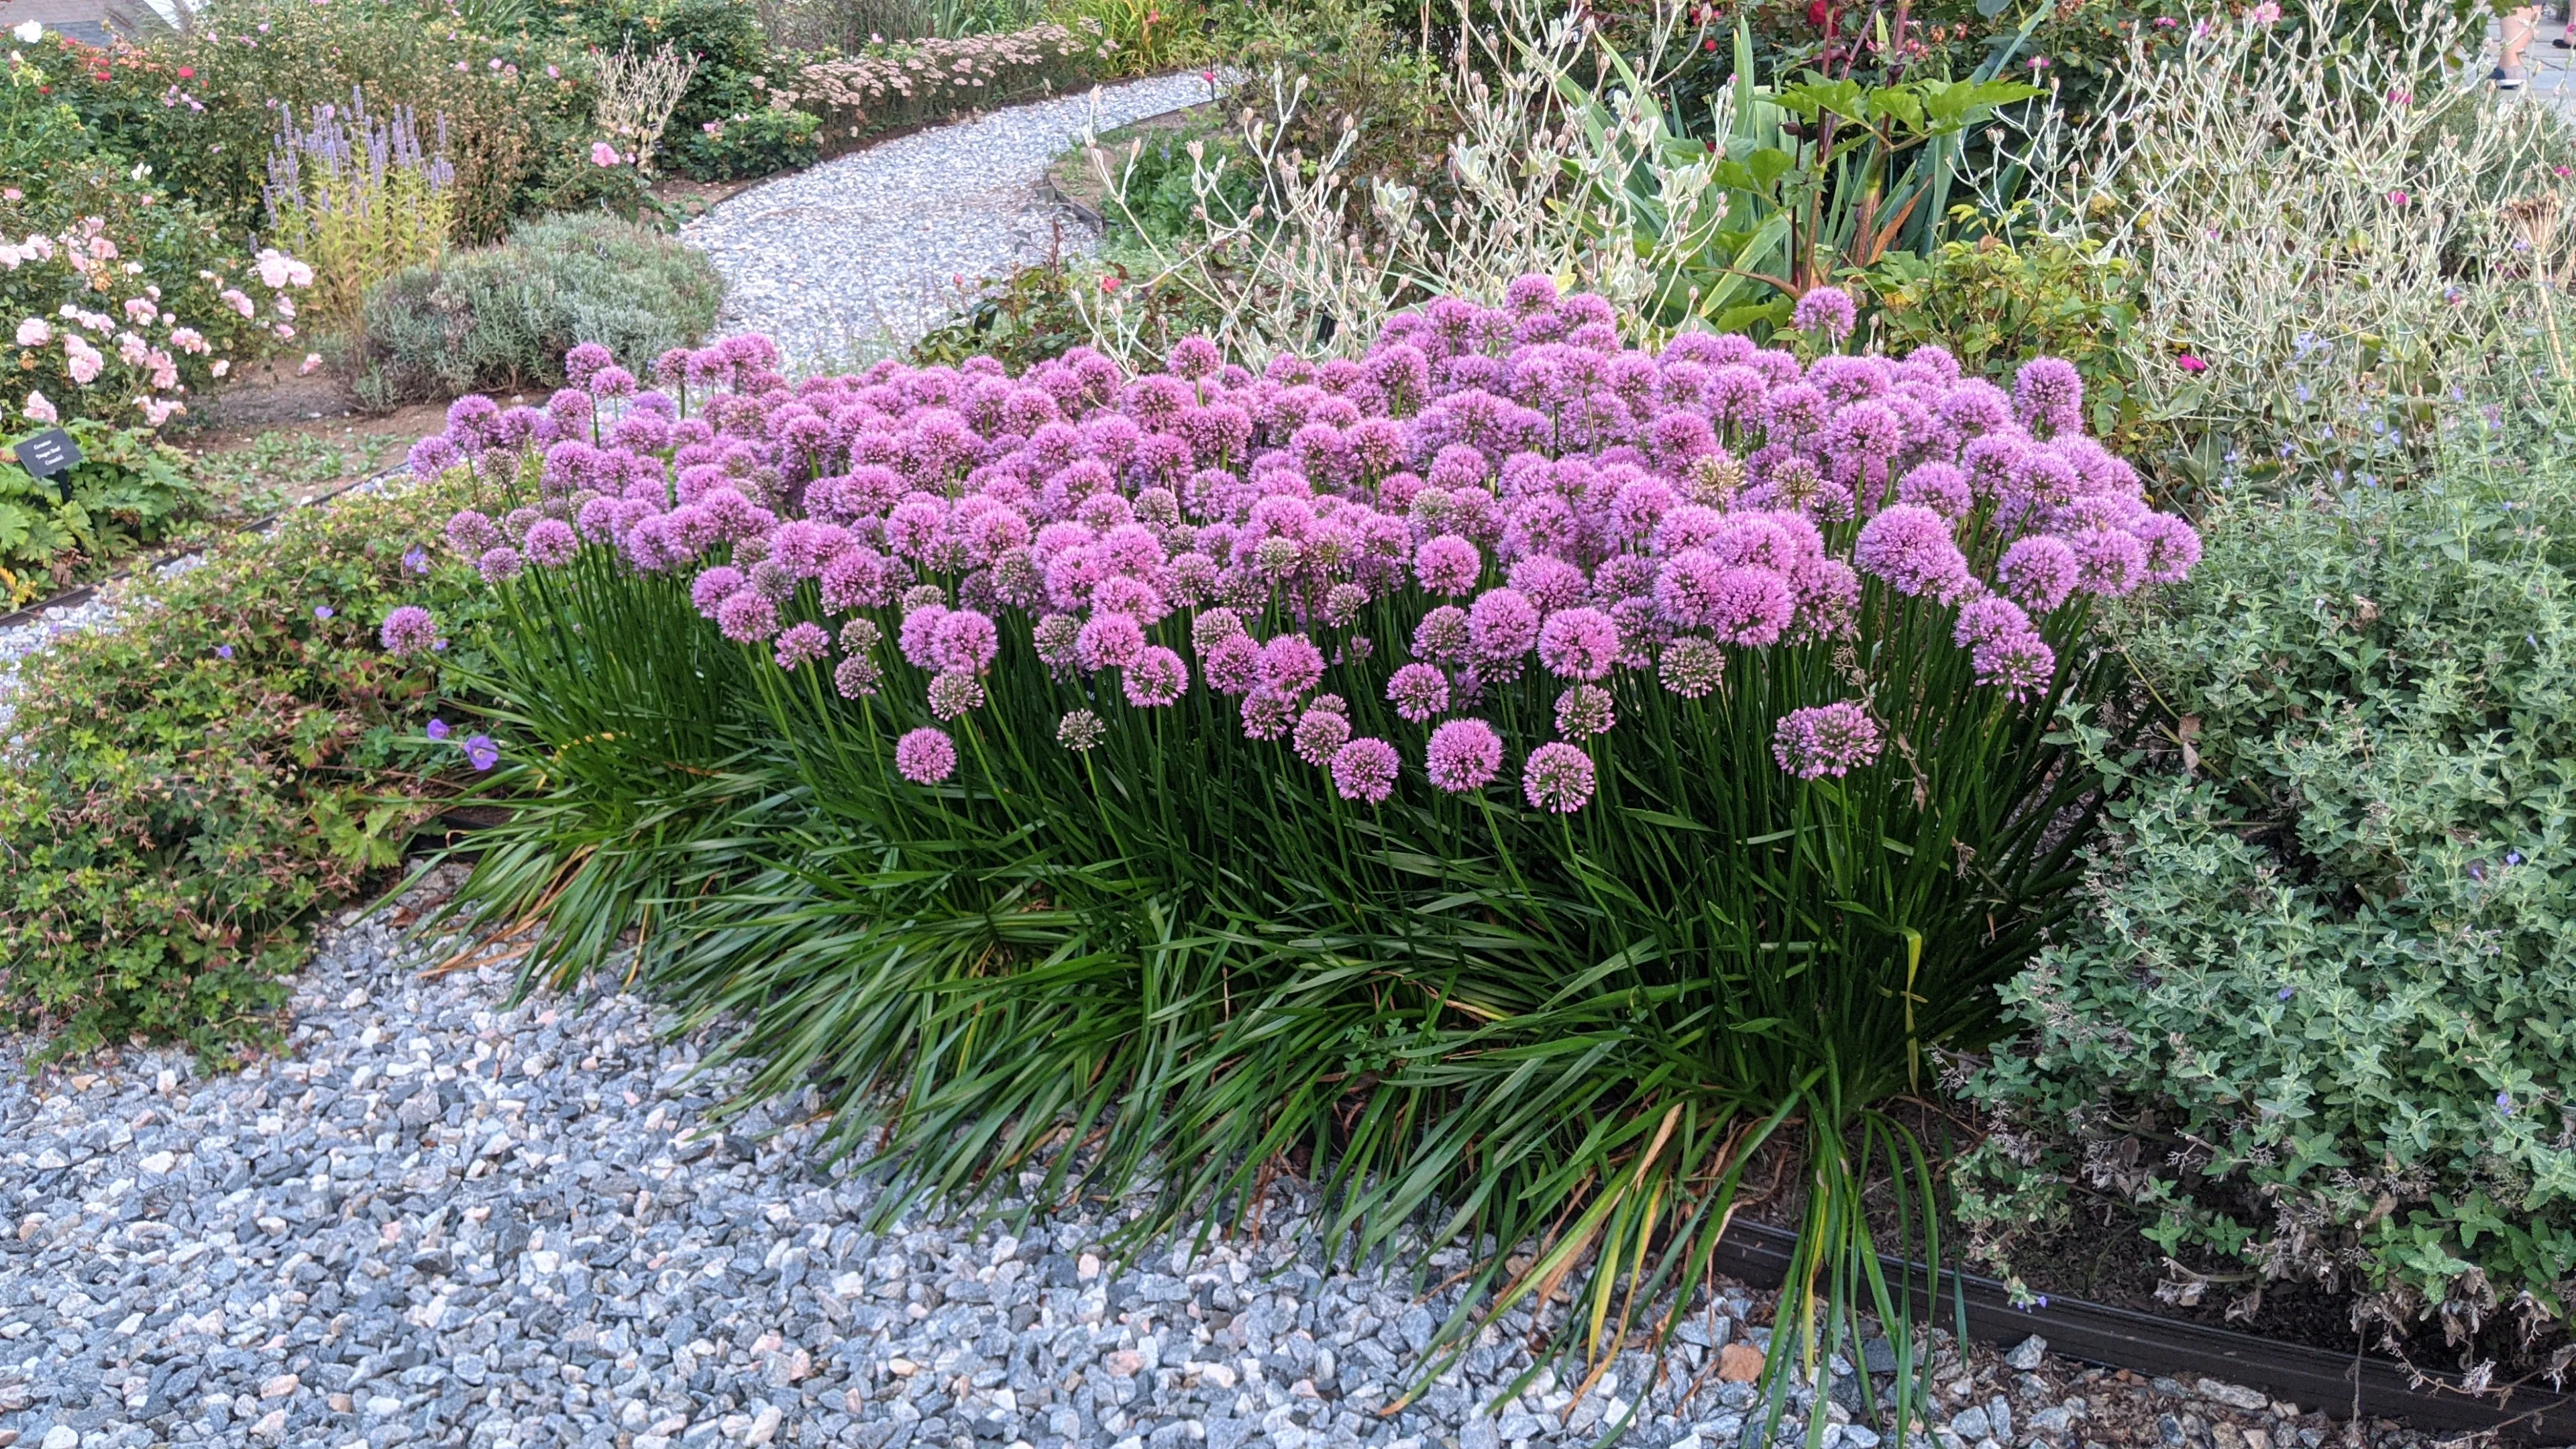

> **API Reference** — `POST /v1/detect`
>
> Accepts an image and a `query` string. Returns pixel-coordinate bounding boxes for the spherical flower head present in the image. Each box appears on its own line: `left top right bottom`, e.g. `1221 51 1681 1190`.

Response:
1295 706 1354 767
1896 462 1972 519
1425 718 1504 793
834 654 883 698
1853 505 1972 600
478 546 524 584
409 433 463 480
899 603 952 669
1077 612 1148 672
1386 663 1450 723
445 508 500 558
1058 708 1108 751
1537 606 1621 681
774 621 830 672
1467 588 1542 664
933 608 1002 674
1259 633 1326 699
564 342 616 390
928 669 987 719
1791 286 1857 344
1705 566 1795 647
1555 684 1615 740
1772 702 1882 780
1417 534 1483 597
1413 605 1472 666
1330 737 1401 804
1996 535 2080 613
1953 595 2035 650
1322 582 1371 627
1125 645 1189 707
1521 741 1597 813
2130 512 2202 584
2070 525 2147 596
692 566 747 619
1240 690 1295 741
1193 607 1248 651
716 588 781 643
894 727 958 784
524 517 578 568
1972 631 2057 701
2013 357 2084 437
1202 631 1263 694
1660 636 1727 698
1505 273 1561 315
378 605 441 657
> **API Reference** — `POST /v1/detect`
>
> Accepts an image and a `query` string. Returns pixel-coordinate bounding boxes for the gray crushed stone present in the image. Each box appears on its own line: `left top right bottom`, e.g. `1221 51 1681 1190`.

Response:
680 73 1218 369
0 865 2444 1449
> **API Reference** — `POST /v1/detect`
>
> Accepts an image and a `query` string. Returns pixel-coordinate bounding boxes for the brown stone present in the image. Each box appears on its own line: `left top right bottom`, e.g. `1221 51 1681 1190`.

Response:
1716 1342 1765 1382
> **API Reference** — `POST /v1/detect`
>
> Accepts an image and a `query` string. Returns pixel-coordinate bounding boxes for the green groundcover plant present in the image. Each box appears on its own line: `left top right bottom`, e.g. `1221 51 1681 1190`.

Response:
390 279 2195 1425
0 478 494 1063
1958 407 2576 1366
0 418 207 604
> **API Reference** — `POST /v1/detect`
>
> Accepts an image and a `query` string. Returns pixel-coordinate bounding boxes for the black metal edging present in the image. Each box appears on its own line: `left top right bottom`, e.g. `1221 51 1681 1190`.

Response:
1710 1220 2576 1442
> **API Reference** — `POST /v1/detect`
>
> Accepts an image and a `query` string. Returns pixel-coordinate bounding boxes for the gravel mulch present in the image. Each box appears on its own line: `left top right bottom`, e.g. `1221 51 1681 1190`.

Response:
679 74 1218 370
0 862 2461 1449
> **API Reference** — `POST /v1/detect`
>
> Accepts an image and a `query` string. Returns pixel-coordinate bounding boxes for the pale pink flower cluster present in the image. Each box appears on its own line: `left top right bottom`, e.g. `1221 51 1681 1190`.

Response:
5 219 313 429
794 25 1099 136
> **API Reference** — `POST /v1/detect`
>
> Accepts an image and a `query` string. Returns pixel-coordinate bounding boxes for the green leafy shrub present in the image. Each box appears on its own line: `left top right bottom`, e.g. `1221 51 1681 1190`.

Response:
1959 423 2576 1356
350 211 722 407
909 258 1209 370
788 23 1099 150
0 419 207 604
660 103 820 179
0 478 491 1062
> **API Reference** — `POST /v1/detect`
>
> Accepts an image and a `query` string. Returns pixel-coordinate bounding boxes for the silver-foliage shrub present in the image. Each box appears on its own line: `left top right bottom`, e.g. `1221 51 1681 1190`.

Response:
352 211 721 407
1960 407 2576 1368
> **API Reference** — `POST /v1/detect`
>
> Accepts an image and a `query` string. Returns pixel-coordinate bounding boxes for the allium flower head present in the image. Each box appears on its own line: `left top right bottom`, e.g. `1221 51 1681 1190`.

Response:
1330 737 1401 804
445 508 500 557
928 669 987 718
1853 506 1971 599
1537 606 1621 681
1555 684 1616 739
1415 534 1483 596
716 588 780 643
1659 636 1726 698
1466 588 1542 664
774 621 830 671
1521 741 1597 812
1058 708 1107 751
1772 702 1882 780
524 517 578 568
1413 605 1472 665
1240 691 1295 741
478 546 525 583
2070 525 2148 596
2129 512 2202 584
2014 357 2084 437
1294 706 1354 767
934 609 1002 674
834 655 883 698
1996 535 2080 613
1386 663 1450 722
1790 287 1857 344
894 727 958 784
1972 631 2057 701
1124 646 1189 707
1953 595 2035 650
1258 633 1326 699
1424 718 1503 793
378 605 441 657
692 566 747 618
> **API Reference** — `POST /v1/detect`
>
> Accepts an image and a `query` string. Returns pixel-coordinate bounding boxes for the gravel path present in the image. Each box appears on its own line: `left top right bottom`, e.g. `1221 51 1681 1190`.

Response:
680 74 1217 370
0 865 2445 1449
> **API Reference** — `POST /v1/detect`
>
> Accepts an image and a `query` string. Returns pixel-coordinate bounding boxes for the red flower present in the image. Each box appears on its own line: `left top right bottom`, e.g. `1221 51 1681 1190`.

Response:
1807 0 1829 23
176 65 194 78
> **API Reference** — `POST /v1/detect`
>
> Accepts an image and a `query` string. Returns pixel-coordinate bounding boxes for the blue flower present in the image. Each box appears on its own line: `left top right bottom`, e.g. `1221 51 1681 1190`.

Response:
464 733 500 771
215 643 233 659
426 718 451 741
2508 851 2525 866
2499 1093 2516 1116
2276 985 2295 1001
314 604 334 621
403 547 429 574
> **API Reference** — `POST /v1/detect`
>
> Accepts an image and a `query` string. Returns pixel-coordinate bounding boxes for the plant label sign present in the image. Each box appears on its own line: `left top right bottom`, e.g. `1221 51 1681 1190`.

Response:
10 428 80 480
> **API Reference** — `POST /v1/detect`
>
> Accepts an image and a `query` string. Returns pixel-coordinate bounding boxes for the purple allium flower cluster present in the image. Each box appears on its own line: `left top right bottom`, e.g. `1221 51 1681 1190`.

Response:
895 727 957 784
1772 702 1882 780
379 604 441 657
415 301 2194 800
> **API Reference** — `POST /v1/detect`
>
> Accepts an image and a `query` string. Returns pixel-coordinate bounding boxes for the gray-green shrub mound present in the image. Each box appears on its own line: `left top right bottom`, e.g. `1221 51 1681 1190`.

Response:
1962 433 2576 1354
353 212 722 407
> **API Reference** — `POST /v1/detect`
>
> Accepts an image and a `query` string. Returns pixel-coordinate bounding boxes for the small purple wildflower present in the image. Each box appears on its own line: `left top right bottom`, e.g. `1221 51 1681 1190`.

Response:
463 733 500 771
426 718 451 741
402 546 429 574
215 644 234 660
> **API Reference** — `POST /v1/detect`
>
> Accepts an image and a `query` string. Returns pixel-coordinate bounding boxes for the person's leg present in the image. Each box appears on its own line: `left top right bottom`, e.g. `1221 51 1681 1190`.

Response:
2500 5 2537 86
